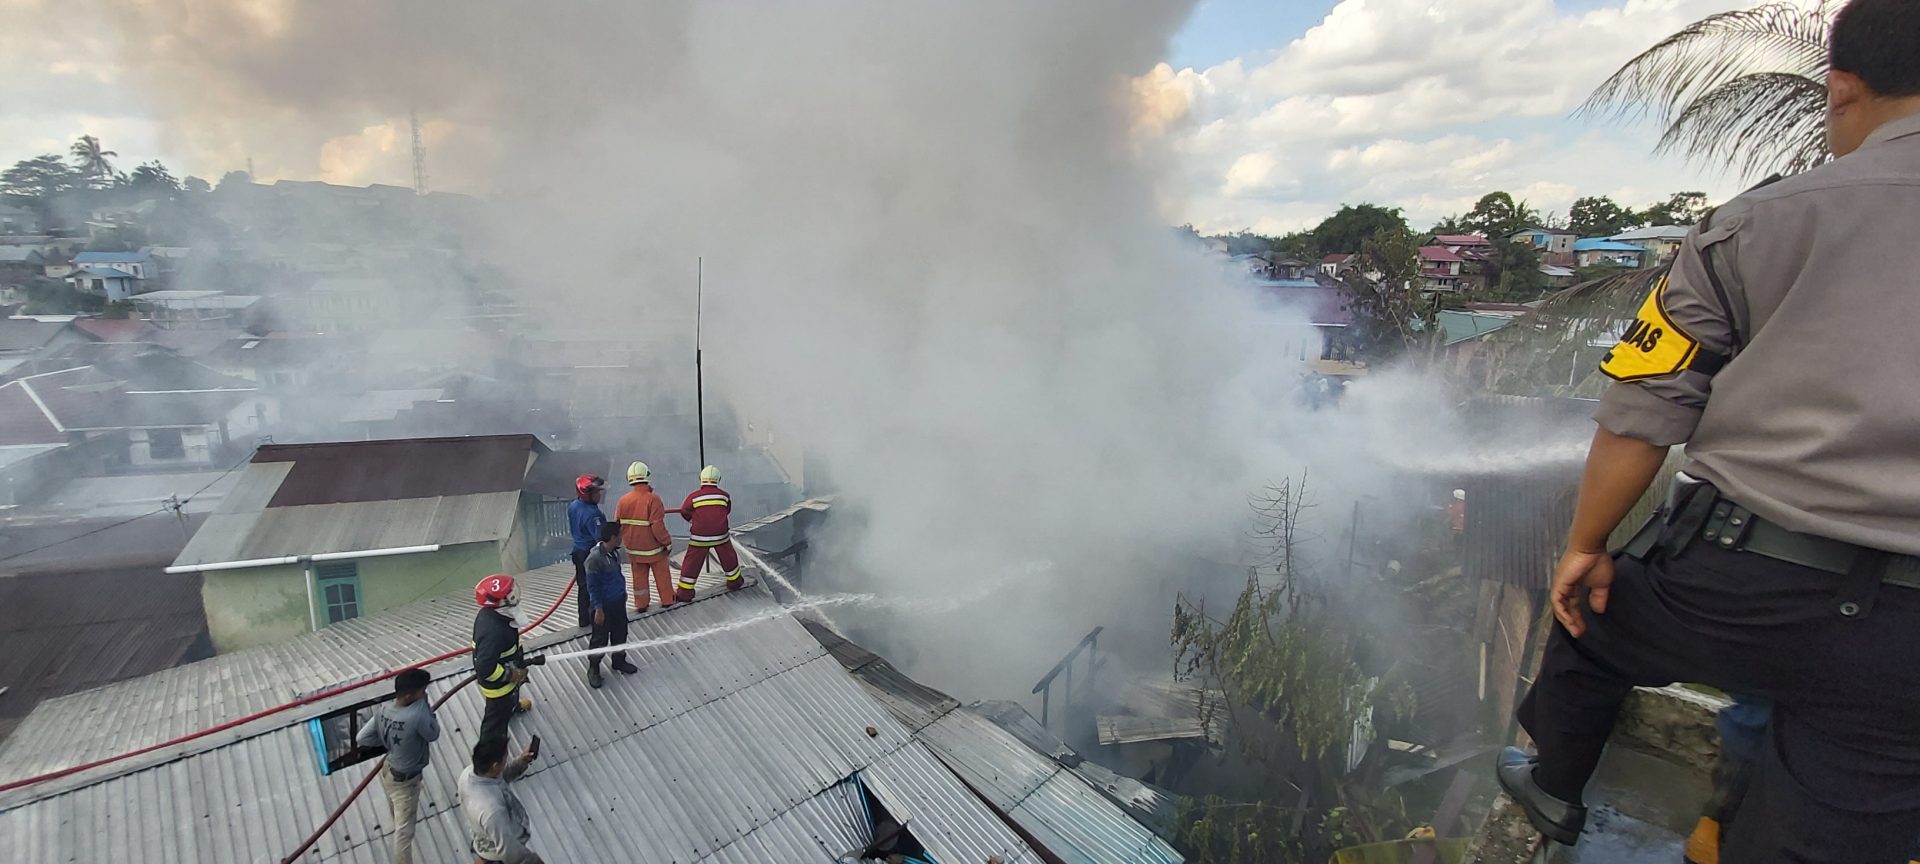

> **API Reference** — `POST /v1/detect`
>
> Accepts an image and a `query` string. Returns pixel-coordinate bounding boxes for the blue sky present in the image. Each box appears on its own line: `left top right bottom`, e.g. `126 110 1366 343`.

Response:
1148 0 1754 233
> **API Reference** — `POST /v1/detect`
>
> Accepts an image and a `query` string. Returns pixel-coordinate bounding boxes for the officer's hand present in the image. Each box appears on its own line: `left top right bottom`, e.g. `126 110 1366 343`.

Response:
593 607 605 627
1550 549 1614 638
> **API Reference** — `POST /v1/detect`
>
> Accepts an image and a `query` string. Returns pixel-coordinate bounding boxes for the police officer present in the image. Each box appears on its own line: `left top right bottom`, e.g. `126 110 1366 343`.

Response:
1496 2 1920 860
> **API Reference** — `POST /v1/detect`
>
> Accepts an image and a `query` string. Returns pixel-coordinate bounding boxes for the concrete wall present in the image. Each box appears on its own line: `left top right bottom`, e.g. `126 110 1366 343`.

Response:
129 427 216 468
200 541 506 653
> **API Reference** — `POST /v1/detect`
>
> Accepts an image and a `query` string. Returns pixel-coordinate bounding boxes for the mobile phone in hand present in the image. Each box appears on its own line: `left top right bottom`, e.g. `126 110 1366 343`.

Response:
527 734 542 759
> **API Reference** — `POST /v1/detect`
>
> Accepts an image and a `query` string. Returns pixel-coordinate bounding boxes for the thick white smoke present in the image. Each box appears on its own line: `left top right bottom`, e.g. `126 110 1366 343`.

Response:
90 1 1510 701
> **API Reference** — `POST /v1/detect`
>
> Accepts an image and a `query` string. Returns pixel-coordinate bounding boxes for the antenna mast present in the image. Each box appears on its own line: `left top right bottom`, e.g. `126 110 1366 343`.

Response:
696 257 706 468
409 107 429 196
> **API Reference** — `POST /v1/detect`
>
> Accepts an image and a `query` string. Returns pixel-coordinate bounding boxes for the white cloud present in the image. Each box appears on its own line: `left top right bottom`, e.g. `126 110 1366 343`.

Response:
1145 0 1756 234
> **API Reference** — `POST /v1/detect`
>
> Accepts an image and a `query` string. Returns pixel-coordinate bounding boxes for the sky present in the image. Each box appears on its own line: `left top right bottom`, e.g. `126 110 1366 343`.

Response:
0 0 1758 235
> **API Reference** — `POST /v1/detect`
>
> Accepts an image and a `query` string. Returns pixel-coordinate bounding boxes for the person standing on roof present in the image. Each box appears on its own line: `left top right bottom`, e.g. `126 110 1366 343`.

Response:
568 474 607 629
674 465 744 601
582 523 638 689
473 574 542 751
460 735 542 864
615 461 675 611
353 667 439 864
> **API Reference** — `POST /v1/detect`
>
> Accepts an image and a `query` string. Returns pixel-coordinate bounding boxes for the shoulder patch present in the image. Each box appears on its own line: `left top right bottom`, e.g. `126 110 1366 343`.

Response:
1599 275 1701 382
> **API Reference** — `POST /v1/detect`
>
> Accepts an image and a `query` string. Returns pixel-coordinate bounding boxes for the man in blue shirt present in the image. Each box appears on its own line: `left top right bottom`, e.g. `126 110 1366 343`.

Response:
582 523 638 688
568 474 607 629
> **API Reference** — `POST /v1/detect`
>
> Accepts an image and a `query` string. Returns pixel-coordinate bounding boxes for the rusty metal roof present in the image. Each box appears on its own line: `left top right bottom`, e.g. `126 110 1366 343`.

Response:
255 434 547 506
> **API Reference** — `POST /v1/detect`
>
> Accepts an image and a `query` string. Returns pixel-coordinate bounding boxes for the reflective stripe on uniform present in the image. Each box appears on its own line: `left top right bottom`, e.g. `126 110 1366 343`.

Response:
480 680 518 699
619 518 651 526
725 569 743 582
691 495 730 508
483 665 507 683
677 579 698 590
627 546 664 557
689 532 730 547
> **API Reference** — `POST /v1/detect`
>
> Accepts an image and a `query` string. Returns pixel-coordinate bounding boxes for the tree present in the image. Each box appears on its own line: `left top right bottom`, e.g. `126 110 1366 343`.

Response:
182 176 211 194
1335 226 1436 362
1488 239 1547 300
130 161 181 194
1 155 79 200
1428 214 1468 235
1642 191 1711 226
216 170 254 191
1311 204 1408 257
1580 2 1833 180
1461 191 1540 241
1273 231 1317 262
69 135 118 185
1568 196 1642 237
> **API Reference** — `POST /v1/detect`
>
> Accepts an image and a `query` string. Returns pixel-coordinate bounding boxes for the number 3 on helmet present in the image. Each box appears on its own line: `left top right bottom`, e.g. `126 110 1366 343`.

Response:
475 574 517 608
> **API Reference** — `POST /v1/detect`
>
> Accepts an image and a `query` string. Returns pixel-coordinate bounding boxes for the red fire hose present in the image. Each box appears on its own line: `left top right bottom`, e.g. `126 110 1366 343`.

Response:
0 580 576 797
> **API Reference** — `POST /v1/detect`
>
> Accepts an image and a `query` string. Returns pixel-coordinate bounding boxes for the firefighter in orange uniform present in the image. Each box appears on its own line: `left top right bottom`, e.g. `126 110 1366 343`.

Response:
616 461 675 612
675 465 744 602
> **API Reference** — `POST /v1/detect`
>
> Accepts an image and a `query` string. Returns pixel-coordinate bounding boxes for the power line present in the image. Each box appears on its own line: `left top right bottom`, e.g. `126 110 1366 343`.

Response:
0 508 170 566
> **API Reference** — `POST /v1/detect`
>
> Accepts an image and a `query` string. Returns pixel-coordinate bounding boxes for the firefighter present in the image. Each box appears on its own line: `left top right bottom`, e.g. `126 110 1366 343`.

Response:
615 461 675 612
472 574 542 751
568 474 607 628
674 465 744 602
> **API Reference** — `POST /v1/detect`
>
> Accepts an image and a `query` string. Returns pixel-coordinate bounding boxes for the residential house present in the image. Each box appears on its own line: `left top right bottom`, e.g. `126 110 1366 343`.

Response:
1539 264 1576 289
39 252 72 280
1258 280 1357 363
127 289 262 330
0 317 83 381
0 248 45 288
0 500 1180 864
1437 309 1521 387
167 434 559 652
0 202 39 235
200 332 353 392
67 251 156 301
1418 245 1467 291
1510 227 1578 266
1 361 270 473
72 317 157 344
1574 238 1648 269
1609 225 1691 264
1321 253 1356 277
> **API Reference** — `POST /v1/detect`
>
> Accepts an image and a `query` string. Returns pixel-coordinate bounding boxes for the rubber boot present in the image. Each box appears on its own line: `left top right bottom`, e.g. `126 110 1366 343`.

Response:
611 653 637 675
587 657 604 689
516 696 532 713
675 587 696 604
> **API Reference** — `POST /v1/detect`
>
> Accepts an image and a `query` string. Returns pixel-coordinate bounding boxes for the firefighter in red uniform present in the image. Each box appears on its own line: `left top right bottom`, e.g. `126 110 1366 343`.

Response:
674 465 744 602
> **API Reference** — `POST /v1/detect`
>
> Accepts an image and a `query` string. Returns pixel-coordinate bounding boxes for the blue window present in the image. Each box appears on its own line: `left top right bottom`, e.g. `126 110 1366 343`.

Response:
316 562 361 624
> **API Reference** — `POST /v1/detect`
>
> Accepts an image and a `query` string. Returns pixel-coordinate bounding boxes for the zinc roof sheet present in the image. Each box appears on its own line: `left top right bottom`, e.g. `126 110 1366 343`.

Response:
173 491 522 565
0 574 1038 863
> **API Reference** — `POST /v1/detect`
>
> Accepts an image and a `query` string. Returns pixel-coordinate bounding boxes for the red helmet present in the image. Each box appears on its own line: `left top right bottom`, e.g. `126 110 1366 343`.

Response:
475 573 517 608
575 474 606 499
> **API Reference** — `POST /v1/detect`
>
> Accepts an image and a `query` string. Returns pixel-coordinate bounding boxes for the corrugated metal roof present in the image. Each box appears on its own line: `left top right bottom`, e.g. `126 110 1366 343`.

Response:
255 434 545 507
174 491 522 565
0 593 1036 863
804 620 1183 863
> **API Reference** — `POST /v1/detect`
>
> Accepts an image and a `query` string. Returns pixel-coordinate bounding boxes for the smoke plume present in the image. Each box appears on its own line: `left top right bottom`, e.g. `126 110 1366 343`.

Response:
91 1 1500 701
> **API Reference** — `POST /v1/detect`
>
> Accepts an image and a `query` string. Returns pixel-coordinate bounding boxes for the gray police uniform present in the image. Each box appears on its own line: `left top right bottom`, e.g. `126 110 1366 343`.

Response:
1519 111 1920 864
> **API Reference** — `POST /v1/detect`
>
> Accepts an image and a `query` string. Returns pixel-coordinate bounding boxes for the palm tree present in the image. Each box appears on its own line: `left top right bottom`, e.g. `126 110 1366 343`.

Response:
69 134 118 184
1579 2 1835 181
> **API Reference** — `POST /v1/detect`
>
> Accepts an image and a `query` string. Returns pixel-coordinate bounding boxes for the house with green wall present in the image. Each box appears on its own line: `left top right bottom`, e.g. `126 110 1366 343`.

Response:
167 434 567 653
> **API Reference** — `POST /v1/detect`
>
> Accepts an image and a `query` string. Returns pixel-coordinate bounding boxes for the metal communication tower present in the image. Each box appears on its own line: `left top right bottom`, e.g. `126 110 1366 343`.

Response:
409 107 429 196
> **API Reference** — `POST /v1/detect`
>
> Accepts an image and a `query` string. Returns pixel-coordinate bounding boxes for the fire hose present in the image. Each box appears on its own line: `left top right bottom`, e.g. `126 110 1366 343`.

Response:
0 580 576 797
277 582 574 863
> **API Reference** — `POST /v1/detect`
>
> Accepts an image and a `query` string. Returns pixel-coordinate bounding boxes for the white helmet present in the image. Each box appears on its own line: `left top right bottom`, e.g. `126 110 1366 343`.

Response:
626 461 651 485
699 465 721 485
1453 489 1467 501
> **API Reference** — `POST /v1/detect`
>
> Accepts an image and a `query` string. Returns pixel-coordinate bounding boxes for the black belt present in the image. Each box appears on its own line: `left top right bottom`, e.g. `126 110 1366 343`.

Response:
388 766 422 782
1672 485 1920 590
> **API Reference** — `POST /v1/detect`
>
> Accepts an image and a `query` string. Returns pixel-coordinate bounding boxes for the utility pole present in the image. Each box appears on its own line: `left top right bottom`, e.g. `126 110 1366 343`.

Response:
409 106 429 196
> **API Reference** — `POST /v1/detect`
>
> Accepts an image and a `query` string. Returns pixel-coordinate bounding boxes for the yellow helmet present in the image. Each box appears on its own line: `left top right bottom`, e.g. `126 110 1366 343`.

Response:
626 461 651 485
699 465 721 485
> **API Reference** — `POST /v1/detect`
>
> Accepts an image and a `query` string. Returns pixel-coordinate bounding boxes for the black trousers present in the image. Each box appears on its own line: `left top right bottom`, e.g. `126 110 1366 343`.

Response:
1518 540 1920 863
570 549 591 629
589 603 628 662
478 690 518 752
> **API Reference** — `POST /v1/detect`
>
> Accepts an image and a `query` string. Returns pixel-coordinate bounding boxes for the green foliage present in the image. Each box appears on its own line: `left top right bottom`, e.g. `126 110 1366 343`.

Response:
1313 204 1409 257
69 135 119 186
2 155 80 200
1487 239 1546 300
182 176 212 194
21 278 103 315
1223 230 1277 256
217 170 254 191
1641 190 1710 226
1461 192 1539 241
1336 226 1436 362
1274 231 1317 262
1174 797 1314 864
1568 195 1642 237
130 161 181 194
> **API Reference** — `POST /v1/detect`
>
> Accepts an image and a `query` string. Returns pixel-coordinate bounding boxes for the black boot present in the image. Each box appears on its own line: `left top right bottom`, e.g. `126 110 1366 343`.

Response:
611 653 638 675
1496 747 1586 845
587 657 604 689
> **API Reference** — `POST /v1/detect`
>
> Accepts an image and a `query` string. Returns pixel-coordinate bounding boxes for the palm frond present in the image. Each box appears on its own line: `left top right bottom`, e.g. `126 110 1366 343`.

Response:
1657 72 1829 178
1578 1 1834 180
